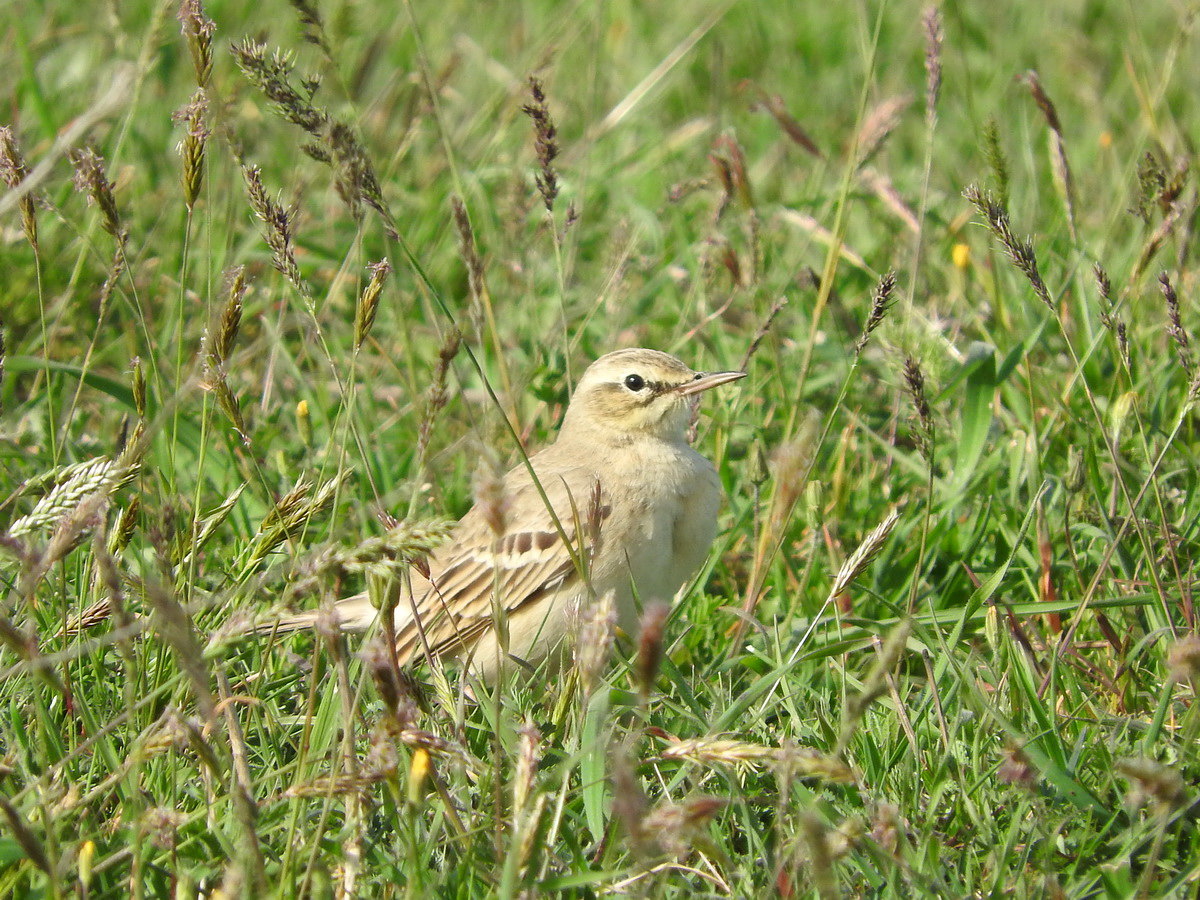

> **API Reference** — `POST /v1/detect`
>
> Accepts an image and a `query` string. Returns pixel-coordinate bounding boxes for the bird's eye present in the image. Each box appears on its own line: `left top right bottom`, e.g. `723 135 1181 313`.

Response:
624 373 646 391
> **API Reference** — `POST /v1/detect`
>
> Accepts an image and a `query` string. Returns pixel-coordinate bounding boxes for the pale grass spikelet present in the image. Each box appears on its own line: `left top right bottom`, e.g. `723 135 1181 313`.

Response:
0 125 38 248
143 580 216 720
855 94 910 170
1021 71 1077 242
658 737 855 783
179 485 247 569
1116 758 1186 811
828 508 900 599
512 719 541 814
178 0 215 87
173 89 210 210
640 796 726 859
131 356 147 419
922 6 943 124
354 258 390 351
202 267 251 446
247 471 349 568
963 183 1052 309
335 518 454 578
574 589 616 697
1167 635 1200 684
10 457 138 537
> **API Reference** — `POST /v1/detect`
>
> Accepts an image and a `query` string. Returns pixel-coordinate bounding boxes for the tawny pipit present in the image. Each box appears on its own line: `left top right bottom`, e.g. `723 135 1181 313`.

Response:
266 348 744 681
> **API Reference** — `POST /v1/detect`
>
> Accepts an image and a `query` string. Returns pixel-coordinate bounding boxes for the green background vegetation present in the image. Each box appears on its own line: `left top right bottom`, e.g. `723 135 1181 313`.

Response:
1 0 1199 895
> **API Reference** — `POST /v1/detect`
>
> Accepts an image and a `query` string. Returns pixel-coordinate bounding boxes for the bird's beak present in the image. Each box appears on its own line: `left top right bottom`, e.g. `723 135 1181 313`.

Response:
674 370 747 396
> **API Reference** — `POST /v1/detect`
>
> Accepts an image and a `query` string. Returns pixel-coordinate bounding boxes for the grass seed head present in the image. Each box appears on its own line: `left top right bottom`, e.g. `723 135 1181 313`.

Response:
522 76 559 213
68 147 123 239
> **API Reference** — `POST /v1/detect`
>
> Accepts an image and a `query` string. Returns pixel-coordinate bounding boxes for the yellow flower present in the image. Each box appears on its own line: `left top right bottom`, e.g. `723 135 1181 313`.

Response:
952 243 971 270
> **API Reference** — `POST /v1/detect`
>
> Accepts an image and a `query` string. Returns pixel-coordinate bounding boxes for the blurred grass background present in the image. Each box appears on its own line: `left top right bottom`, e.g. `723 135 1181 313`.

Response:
2 0 1200 895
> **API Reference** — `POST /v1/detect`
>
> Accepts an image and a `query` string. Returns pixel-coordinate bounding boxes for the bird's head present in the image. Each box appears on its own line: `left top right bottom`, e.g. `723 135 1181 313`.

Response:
560 348 745 442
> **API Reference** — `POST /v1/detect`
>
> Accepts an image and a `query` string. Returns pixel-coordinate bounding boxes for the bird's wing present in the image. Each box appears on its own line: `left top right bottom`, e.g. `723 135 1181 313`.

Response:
393 460 610 666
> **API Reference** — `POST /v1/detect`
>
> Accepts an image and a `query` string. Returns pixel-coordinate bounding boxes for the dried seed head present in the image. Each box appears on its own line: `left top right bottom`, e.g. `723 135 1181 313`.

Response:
963 184 1052 309
289 0 330 53
641 796 726 858
521 77 559 213
242 165 309 299
1065 445 1086 495
855 270 897 356
473 453 509 538
870 802 902 856
1160 272 1193 378
855 95 910 169
903 357 934 464
922 7 943 124
513 720 541 813
574 589 616 697
232 39 329 135
451 196 486 334
1167 635 1200 684
711 132 753 209
635 601 671 700
414 328 462 463
1116 758 1186 810
68 147 122 239
329 120 383 219
997 744 1036 789
0 125 38 248
740 295 788 371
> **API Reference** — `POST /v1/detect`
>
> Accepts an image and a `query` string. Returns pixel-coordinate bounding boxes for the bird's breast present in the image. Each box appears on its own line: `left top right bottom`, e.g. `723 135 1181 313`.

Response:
591 442 721 625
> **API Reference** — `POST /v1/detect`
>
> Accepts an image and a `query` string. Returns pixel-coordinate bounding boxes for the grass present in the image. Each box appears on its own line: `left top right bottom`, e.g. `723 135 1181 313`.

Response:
2 0 1200 895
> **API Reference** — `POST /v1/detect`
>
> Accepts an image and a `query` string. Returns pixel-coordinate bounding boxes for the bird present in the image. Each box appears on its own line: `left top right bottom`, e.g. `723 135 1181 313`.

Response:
259 348 745 682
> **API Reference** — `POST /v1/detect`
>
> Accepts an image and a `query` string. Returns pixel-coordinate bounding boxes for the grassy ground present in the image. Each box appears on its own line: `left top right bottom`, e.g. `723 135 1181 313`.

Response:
2 0 1199 895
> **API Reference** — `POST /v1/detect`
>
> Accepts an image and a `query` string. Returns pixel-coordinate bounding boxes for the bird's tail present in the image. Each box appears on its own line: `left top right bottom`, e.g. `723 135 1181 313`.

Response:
249 593 380 636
